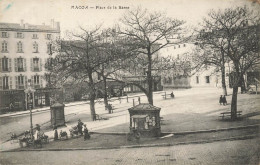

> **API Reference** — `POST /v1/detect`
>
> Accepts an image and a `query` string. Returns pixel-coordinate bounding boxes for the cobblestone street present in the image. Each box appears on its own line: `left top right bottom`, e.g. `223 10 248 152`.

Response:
1 138 259 165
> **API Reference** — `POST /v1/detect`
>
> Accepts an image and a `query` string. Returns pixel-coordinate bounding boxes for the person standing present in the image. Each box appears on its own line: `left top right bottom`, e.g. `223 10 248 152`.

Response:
219 95 223 105
222 95 227 105
83 124 90 140
77 119 83 136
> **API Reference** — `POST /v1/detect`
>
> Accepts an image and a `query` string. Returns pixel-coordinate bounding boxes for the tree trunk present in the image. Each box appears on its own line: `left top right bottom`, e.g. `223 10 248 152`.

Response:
147 50 153 105
240 75 246 94
231 86 238 120
102 76 109 111
221 65 228 96
88 70 96 121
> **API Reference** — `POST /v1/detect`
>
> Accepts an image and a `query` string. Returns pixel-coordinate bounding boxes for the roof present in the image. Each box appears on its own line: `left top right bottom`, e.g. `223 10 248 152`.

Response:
51 102 65 108
128 103 161 111
0 22 60 33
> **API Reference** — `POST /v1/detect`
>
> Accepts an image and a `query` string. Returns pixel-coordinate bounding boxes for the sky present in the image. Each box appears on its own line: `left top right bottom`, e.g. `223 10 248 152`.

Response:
0 0 259 36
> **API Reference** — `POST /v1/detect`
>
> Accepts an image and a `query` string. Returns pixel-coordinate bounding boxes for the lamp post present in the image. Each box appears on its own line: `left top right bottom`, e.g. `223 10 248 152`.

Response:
24 79 35 140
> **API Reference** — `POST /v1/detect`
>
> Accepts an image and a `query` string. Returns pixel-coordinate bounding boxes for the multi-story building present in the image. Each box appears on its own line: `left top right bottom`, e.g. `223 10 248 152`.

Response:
160 43 225 89
0 19 60 111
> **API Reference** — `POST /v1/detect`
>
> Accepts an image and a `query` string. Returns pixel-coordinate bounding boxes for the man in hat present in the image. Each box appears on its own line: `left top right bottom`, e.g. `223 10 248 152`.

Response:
77 119 83 136
219 95 223 105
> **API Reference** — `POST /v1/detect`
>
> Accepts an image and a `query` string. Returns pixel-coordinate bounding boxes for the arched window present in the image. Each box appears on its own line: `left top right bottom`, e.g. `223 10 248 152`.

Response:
1 41 8 52
33 42 38 53
17 41 23 52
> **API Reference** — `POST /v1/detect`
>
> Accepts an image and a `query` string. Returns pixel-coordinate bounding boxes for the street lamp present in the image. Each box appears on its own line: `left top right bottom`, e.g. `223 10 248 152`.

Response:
24 79 36 140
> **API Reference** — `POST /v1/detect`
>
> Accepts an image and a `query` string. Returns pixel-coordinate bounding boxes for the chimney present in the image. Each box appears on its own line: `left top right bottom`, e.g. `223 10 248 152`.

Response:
51 19 54 28
55 22 60 31
20 19 24 28
25 23 29 29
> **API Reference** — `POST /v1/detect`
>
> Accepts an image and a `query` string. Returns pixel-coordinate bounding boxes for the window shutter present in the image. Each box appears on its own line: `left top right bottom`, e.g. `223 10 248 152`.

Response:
44 58 47 71
0 58 2 72
0 77 2 90
15 76 18 89
25 76 27 88
22 33 24 38
9 76 12 89
40 75 43 88
14 58 18 72
8 58 12 72
31 75 34 86
39 58 42 71
23 58 27 71
30 58 33 71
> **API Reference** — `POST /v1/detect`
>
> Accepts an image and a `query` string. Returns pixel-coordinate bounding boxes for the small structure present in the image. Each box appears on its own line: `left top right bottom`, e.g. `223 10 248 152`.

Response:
128 103 161 137
50 102 65 127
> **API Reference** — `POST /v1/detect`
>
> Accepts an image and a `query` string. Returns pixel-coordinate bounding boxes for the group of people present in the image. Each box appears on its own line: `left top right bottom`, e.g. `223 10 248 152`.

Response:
219 95 227 105
53 119 90 141
77 119 90 140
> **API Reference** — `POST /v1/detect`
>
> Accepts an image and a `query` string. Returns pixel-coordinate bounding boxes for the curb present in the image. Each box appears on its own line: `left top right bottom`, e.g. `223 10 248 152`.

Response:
89 124 260 136
2 134 258 152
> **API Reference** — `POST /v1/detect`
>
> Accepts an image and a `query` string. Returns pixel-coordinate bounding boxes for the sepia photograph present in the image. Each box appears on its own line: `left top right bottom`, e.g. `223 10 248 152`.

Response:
0 0 259 164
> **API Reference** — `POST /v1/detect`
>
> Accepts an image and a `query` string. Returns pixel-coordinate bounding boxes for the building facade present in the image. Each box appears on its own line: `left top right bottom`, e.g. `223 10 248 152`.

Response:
0 20 60 111
160 43 226 89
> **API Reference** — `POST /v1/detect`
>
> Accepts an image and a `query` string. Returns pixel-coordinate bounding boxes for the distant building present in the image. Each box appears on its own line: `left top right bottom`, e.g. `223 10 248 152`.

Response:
0 19 60 111
160 43 225 89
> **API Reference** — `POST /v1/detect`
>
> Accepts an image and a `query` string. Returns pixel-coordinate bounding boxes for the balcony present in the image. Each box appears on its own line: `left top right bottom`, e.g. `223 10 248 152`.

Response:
33 67 40 72
18 85 24 89
18 68 25 72
2 67 9 72
3 85 9 90
34 85 41 89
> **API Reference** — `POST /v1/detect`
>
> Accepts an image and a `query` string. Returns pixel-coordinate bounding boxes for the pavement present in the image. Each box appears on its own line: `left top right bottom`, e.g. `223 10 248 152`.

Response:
1 139 259 165
1 87 260 152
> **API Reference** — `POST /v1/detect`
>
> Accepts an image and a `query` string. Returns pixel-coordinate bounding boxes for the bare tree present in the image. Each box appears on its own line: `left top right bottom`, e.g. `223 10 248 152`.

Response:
48 25 115 121
118 7 187 105
190 46 229 95
198 6 260 120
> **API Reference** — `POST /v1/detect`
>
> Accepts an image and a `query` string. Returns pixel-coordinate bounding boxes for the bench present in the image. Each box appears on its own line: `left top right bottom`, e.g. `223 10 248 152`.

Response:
94 114 108 121
161 94 173 99
219 111 242 120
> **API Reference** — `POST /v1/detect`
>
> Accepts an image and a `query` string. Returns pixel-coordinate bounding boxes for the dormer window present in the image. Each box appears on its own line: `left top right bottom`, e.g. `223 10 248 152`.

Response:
46 34 52 40
1 32 8 38
33 42 39 53
16 32 23 38
32 34 38 39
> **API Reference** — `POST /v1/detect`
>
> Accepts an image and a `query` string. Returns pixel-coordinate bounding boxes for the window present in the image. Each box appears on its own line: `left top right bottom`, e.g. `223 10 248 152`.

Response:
1 32 8 38
46 34 52 40
178 45 180 48
183 44 186 47
32 34 38 39
34 75 40 85
18 75 24 89
47 43 52 54
17 32 23 38
33 42 39 53
206 76 210 83
1 41 8 52
33 58 39 71
17 58 24 71
3 76 9 89
2 57 8 71
196 76 199 84
17 41 23 52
